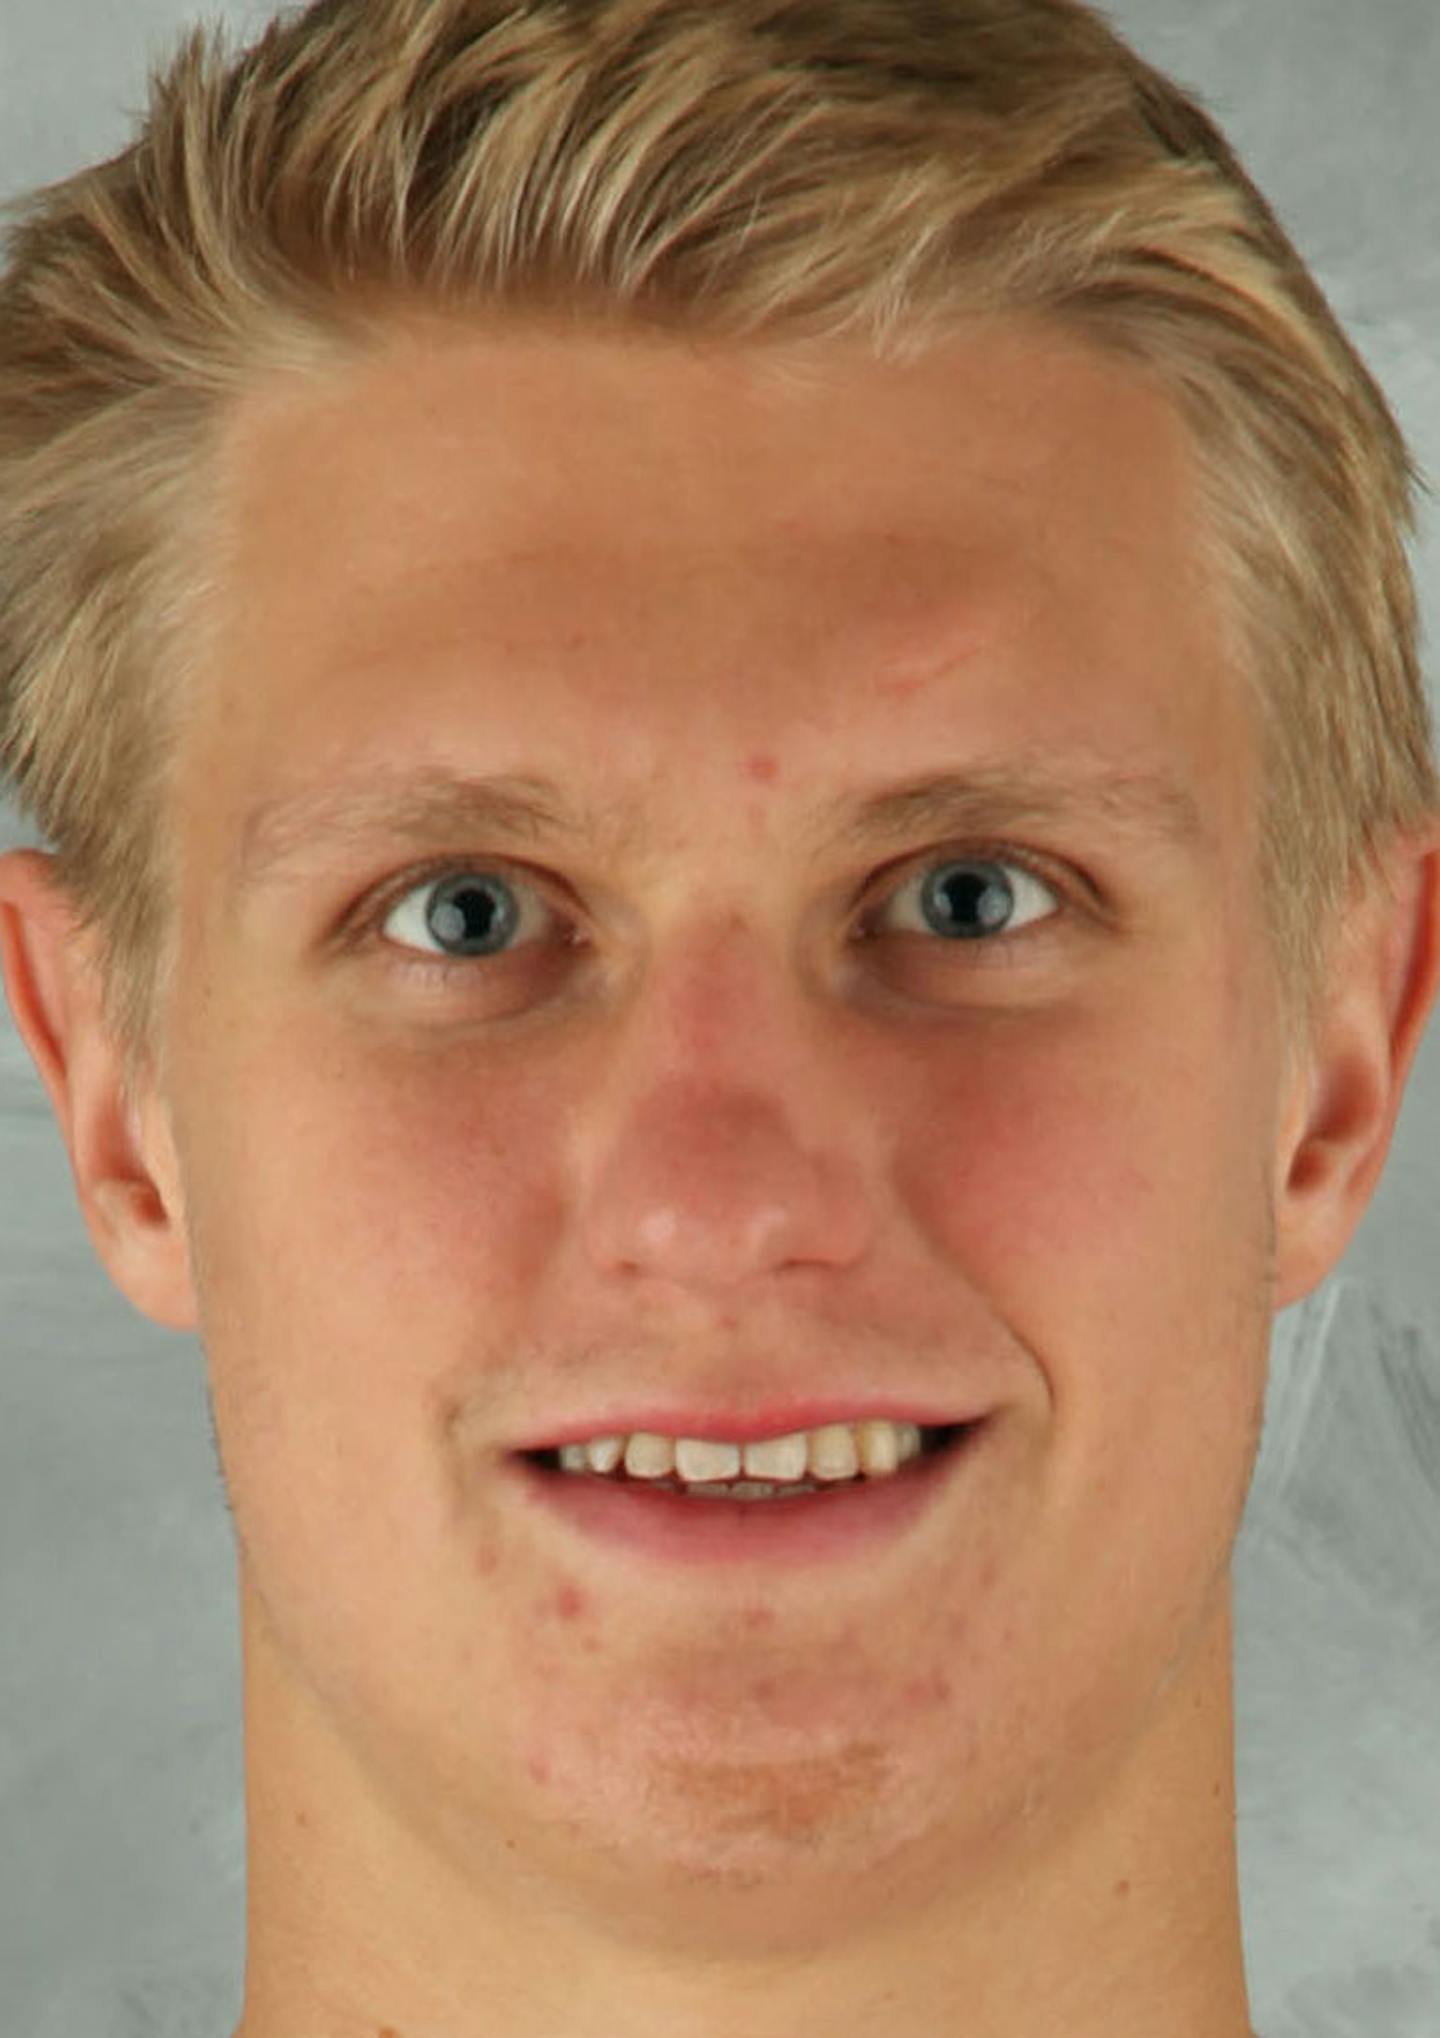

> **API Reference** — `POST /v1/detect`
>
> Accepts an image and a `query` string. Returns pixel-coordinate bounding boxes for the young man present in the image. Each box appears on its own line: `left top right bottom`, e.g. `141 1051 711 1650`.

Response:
0 4 1435 2035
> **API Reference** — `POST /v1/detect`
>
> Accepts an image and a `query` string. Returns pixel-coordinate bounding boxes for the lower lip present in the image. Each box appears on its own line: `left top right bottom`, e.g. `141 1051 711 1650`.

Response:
504 1423 988 1568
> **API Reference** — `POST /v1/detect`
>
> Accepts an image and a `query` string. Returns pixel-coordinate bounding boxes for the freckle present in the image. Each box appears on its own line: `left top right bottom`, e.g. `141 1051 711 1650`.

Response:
743 751 779 782
1114 1877 1132 1901
528 1754 552 1785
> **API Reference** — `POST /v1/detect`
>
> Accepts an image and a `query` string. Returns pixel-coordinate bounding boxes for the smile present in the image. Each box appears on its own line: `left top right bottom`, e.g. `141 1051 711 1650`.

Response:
506 1420 988 1568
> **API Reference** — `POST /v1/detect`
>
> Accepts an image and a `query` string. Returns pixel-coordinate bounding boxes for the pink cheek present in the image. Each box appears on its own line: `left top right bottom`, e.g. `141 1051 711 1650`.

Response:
908 1060 1154 1251
364 1082 557 1254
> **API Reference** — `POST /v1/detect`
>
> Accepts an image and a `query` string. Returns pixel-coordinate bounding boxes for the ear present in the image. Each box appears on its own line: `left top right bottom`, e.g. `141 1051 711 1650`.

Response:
1271 822 1440 1313
0 848 200 1333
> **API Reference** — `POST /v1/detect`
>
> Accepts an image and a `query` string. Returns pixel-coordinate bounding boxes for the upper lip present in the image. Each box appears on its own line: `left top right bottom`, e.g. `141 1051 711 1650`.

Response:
508 1395 992 1453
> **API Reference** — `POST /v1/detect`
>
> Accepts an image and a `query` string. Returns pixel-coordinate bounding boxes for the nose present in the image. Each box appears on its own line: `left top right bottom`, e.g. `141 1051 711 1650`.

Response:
576 889 881 1292
583 1079 874 1289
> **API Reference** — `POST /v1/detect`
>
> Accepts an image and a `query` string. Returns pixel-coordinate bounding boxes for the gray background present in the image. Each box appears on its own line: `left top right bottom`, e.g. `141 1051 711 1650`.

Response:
1 3 1438 2034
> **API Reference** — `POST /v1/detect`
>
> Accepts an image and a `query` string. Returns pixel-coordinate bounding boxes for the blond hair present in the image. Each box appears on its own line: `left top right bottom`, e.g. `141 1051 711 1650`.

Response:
2 0 1436 1111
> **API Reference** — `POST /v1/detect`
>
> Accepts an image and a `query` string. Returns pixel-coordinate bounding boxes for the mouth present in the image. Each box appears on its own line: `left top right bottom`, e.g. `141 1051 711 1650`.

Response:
504 1420 987 1568
516 1422 968 1482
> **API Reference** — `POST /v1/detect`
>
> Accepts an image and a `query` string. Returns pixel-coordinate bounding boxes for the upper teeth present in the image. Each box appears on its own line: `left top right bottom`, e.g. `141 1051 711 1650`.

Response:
557 1420 925 1484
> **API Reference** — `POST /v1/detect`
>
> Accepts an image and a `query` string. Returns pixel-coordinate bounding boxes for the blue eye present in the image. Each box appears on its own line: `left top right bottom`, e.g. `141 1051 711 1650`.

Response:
379 867 554 964
368 846 1067 982
871 853 1062 945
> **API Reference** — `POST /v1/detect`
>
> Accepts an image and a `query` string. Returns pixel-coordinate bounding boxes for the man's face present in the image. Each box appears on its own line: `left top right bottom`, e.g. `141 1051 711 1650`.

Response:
159 317 1283 1959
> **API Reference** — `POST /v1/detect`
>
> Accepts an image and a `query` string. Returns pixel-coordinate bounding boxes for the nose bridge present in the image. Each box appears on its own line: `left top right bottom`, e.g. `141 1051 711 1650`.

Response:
579 914 874 1289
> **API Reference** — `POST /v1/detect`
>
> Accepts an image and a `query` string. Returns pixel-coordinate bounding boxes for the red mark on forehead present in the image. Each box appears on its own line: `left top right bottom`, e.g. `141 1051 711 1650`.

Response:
877 673 928 701
743 752 780 782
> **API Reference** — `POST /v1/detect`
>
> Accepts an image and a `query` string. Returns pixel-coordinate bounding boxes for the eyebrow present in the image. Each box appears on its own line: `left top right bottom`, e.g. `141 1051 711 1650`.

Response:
234 752 1208 893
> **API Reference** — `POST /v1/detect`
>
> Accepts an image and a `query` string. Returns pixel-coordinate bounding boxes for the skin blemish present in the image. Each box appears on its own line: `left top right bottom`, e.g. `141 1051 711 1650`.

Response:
876 672 930 701
660 1739 895 1846
741 1604 776 1632
553 1578 588 1621
901 1671 954 1713
743 750 779 782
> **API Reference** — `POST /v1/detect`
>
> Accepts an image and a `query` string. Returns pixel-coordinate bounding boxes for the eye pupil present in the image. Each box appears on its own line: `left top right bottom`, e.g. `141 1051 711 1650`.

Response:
429 875 516 954
391 852 1044 977
922 861 1015 939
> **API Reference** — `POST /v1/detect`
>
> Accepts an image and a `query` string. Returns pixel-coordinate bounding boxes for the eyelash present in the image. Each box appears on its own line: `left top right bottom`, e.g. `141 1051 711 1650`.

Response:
353 843 1077 989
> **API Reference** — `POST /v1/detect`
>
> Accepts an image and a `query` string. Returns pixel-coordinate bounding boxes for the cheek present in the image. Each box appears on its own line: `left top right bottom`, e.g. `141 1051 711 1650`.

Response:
895 1024 1161 1265
345 1057 559 1285
256 1041 562 1310
891 1001 1273 1612
179 1039 564 1492
895 999 1274 1506
892 997 1268 1346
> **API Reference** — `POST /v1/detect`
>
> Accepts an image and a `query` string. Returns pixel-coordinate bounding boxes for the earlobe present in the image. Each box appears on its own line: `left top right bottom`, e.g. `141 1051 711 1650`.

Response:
0 847 201 1334
1271 830 1440 1313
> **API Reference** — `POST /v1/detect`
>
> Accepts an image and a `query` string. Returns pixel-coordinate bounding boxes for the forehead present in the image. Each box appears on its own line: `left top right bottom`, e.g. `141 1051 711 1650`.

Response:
189 315 1248 876
209 312 1216 624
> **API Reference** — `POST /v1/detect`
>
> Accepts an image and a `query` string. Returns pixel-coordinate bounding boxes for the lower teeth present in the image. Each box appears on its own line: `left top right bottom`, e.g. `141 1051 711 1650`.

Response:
560 1471 840 1499
678 1479 825 1500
